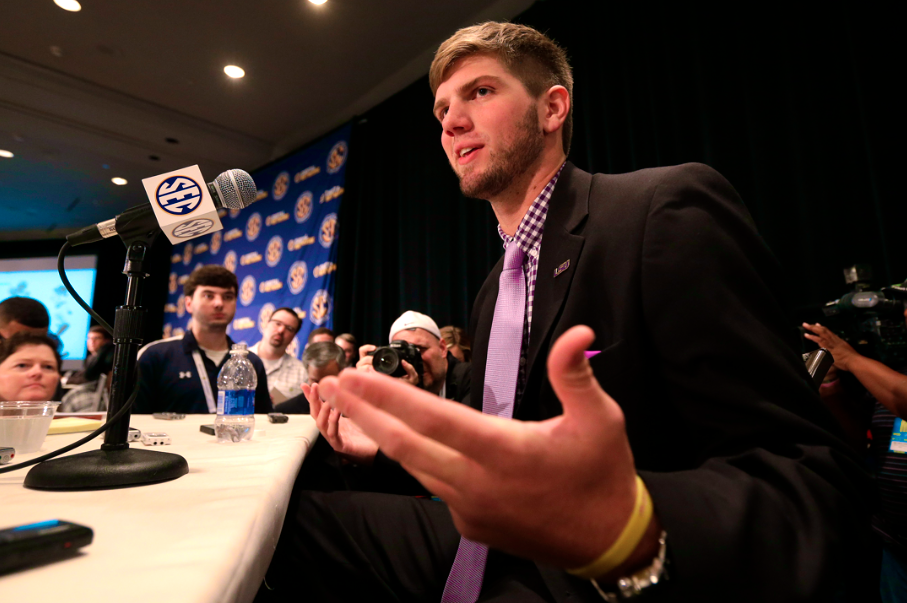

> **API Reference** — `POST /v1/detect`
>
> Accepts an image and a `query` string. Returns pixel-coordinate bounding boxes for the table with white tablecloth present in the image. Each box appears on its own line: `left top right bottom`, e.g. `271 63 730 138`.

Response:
0 413 319 603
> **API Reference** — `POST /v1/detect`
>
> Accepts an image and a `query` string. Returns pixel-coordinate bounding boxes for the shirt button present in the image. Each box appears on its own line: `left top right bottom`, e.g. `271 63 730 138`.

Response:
519 357 526 366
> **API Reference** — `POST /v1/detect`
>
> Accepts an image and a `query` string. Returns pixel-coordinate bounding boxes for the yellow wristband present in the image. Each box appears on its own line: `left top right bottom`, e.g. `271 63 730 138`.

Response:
567 475 654 579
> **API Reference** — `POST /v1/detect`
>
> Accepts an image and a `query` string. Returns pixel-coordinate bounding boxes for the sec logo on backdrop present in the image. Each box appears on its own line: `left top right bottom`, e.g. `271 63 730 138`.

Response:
224 250 237 273
173 219 214 239
176 294 186 318
310 289 332 326
286 335 300 359
209 231 222 255
295 191 313 223
168 272 178 294
229 208 241 219
246 212 262 242
273 171 290 201
182 242 193 266
287 261 307 295
326 141 348 174
266 236 283 267
319 213 337 248
156 175 203 215
240 275 256 307
258 303 275 334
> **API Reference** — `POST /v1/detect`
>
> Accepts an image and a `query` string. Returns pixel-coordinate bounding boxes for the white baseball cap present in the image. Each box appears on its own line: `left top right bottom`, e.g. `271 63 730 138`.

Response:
389 311 441 343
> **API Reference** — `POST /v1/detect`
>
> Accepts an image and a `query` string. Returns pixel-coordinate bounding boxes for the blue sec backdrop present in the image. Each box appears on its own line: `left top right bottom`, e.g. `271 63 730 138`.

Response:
161 123 350 360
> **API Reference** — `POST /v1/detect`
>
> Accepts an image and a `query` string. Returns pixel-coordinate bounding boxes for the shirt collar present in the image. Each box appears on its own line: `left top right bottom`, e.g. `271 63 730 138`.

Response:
497 162 565 257
182 328 234 355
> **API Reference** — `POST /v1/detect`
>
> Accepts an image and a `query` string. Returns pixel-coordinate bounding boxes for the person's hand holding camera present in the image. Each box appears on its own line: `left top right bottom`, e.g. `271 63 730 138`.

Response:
802 323 860 371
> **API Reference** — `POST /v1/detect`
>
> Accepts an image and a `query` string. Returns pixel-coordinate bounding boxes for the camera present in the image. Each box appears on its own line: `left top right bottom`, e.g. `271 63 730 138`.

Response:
818 264 907 366
367 340 424 385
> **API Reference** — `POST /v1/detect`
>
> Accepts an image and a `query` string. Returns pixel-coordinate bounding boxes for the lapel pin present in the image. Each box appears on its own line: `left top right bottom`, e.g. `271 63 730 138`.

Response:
553 259 570 277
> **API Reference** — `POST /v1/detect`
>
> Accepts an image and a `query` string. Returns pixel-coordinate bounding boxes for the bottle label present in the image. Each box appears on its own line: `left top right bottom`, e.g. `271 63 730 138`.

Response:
218 389 255 415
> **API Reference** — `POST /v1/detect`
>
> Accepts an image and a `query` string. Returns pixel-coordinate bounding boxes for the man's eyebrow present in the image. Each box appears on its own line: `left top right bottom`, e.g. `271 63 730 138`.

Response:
433 75 505 115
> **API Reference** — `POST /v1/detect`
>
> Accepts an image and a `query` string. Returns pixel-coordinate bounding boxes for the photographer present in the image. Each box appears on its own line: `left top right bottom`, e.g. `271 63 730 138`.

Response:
356 311 470 401
298 311 470 493
803 320 907 420
804 315 907 600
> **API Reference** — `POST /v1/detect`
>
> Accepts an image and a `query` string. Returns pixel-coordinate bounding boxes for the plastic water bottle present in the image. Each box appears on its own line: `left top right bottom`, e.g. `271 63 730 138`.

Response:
215 343 257 443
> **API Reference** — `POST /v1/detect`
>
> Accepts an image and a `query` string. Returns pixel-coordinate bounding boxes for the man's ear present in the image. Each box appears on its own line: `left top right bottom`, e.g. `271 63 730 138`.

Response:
541 85 569 136
438 336 448 354
184 293 195 315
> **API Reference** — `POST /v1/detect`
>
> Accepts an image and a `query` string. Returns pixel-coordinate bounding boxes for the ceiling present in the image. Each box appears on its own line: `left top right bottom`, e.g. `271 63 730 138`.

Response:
0 0 535 240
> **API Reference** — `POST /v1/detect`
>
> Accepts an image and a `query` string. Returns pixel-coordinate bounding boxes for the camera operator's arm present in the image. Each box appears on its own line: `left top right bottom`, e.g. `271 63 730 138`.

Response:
803 322 907 419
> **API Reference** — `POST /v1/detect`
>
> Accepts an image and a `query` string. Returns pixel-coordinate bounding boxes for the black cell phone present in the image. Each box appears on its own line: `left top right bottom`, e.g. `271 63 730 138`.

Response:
0 519 93 574
200 424 216 436
268 412 288 424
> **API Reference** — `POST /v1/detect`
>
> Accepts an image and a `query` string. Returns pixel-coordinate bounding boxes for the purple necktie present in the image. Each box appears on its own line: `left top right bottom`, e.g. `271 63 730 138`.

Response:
442 242 526 603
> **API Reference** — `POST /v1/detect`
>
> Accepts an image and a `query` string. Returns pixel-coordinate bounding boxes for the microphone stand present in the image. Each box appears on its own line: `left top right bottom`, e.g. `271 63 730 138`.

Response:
25 227 188 490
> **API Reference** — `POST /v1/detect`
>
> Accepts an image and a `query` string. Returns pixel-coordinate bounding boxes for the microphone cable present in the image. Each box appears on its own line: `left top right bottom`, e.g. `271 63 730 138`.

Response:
0 240 133 475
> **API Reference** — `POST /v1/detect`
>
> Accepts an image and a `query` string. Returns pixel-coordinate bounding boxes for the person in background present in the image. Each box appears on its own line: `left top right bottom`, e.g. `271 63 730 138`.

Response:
250 307 307 403
0 297 49 340
335 333 358 366
307 327 335 347
134 266 271 414
0 332 61 402
274 341 346 414
804 316 907 602
66 325 114 386
440 324 471 363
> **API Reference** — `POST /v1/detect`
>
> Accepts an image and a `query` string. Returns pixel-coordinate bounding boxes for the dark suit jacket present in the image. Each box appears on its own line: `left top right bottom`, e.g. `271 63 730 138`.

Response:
468 162 870 601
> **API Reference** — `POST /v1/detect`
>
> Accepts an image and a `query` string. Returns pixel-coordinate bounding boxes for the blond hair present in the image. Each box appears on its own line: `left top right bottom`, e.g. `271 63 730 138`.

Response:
429 22 574 155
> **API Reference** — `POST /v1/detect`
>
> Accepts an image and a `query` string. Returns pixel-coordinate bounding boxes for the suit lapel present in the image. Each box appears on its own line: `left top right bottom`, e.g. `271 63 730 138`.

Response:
522 163 591 399
469 255 503 412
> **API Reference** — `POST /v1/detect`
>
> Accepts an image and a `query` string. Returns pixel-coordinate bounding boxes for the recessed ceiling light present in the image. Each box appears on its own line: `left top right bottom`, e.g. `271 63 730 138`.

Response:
111 177 128 185
309 0 328 4
54 0 82 12
224 65 245 79
0 150 13 159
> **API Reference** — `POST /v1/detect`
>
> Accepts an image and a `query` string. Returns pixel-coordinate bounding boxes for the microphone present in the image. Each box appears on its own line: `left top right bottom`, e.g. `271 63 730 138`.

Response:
66 168 258 247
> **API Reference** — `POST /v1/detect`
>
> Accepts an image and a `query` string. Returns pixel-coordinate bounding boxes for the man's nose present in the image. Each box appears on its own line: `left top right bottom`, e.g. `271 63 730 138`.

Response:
442 102 470 133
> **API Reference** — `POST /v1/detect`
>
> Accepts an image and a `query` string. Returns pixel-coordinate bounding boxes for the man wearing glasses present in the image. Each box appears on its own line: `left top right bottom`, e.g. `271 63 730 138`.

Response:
250 307 307 403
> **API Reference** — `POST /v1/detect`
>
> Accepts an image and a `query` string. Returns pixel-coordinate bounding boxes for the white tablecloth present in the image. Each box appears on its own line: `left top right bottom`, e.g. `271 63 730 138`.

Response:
0 414 319 603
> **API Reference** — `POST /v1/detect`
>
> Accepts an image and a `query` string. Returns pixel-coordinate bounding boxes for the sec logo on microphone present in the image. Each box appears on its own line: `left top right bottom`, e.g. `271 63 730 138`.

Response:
156 175 204 215
173 219 214 239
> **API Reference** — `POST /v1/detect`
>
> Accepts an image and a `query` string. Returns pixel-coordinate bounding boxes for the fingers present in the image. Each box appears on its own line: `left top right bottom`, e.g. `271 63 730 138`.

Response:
305 382 324 419
321 369 510 460
546 325 617 420
400 360 419 384
320 377 472 484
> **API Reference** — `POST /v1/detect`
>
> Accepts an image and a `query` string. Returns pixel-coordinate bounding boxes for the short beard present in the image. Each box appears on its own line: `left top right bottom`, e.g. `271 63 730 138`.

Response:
456 105 545 200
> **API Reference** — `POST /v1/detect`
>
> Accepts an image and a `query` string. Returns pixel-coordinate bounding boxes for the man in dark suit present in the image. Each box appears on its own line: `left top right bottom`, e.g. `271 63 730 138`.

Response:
272 22 870 602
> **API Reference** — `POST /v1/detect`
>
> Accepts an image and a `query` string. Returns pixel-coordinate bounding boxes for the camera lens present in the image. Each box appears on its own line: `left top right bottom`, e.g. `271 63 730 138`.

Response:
373 349 399 375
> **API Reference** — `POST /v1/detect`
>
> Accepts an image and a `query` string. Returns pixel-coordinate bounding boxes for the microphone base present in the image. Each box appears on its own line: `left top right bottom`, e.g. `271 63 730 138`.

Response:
23 448 189 490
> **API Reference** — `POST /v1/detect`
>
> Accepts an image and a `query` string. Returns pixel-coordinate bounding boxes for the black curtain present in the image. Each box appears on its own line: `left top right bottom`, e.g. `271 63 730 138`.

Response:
333 0 900 344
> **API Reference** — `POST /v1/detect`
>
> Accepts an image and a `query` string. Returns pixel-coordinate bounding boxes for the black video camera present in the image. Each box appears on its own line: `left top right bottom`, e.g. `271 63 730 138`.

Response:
367 340 425 385
817 265 907 367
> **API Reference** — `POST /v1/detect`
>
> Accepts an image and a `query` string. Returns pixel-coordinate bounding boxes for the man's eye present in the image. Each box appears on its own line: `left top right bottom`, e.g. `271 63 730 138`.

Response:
476 87 490 97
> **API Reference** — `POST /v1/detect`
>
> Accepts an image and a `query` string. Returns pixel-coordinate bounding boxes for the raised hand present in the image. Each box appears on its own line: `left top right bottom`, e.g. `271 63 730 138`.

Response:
318 326 656 571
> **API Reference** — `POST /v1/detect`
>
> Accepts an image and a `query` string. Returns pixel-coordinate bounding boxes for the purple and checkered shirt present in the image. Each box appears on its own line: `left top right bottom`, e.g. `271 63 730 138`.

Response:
497 163 564 403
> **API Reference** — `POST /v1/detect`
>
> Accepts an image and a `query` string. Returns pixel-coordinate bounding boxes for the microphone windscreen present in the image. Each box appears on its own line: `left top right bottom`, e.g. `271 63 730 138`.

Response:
216 169 257 209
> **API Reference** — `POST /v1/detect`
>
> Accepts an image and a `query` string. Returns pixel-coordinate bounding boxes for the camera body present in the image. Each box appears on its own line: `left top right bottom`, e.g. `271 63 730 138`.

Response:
819 265 907 367
368 340 425 385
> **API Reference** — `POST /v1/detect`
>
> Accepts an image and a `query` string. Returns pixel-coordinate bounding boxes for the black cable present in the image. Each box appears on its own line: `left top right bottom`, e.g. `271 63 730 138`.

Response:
0 385 137 475
58 240 113 334
0 241 130 475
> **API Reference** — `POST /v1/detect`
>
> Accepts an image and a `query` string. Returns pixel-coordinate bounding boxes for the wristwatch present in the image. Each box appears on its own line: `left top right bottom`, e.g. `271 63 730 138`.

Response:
590 531 668 601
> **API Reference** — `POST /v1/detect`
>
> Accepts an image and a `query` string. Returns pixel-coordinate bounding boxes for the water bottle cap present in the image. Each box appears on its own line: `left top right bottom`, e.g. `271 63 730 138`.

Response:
231 343 249 354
